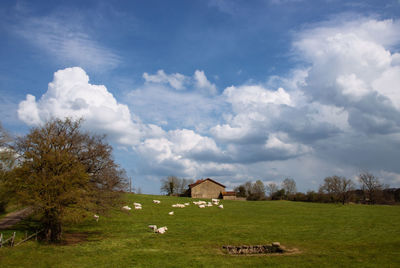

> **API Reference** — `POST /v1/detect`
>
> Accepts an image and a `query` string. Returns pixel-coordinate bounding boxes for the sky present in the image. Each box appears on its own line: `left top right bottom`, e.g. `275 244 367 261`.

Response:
1 0 400 194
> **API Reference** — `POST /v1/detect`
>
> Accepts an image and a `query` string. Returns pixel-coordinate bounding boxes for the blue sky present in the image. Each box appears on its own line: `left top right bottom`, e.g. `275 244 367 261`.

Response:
1 0 400 194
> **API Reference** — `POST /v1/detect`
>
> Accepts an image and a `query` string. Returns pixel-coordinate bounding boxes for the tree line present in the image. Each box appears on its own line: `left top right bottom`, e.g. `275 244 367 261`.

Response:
233 174 400 205
0 119 127 242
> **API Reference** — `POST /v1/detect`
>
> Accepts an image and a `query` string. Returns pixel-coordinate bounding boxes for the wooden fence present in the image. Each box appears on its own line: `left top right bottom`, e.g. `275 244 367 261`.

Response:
0 230 42 248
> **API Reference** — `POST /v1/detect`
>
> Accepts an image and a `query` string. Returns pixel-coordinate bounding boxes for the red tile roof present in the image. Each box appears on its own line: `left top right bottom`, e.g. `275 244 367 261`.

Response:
189 178 226 189
221 191 236 196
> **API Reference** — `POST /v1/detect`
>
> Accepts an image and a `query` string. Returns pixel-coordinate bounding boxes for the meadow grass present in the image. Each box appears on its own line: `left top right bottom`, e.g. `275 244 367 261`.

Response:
0 194 399 267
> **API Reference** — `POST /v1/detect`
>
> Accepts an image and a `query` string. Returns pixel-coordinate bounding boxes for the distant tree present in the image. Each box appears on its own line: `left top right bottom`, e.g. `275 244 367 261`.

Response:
248 180 266 200
160 176 179 195
358 172 385 204
10 118 127 242
234 185 247 197
319 175 354 204
160 176 192 196
266 182 279 198
282 178 297 196
0 123 16 213
178 178 194 195
244 181 253 197
271 189 286 200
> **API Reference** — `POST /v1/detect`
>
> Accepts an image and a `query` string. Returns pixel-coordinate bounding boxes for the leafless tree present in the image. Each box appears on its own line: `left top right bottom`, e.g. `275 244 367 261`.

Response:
160 176 192 195
358 172 385 204
249 180 266 200
319 175 354 204
160 176 179 195
282 178 297 196
266 182 279 198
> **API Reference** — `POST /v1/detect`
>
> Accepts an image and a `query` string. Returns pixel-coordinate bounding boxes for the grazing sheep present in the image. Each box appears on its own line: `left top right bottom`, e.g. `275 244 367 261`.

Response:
212 199 219 205
153 200 161 204
122 205 132 211
156 226 168 234
133 202 142 207
168 211 174 215
199 204 206 208
207 202 213 207
93 214 99 222
184 203 190 206
148 225 157 232
172 204 185 208
218 204 224 209
134 206 142 210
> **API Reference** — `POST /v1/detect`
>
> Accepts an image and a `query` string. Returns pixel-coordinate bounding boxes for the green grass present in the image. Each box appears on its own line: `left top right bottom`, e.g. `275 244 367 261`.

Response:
1 194 400 267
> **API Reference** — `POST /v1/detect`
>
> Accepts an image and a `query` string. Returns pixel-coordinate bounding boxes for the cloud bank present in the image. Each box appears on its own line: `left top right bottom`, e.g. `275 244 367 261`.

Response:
17 16 400 190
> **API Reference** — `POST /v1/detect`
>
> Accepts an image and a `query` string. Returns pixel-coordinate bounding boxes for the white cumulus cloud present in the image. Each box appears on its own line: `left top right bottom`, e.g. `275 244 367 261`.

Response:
17 67 160 145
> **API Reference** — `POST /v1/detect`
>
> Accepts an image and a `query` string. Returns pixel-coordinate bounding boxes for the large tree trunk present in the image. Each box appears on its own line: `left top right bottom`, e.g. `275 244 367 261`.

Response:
41 210 63 242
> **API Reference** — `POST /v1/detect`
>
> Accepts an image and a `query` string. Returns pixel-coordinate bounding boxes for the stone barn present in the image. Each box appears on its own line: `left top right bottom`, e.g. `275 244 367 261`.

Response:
188 178 225 199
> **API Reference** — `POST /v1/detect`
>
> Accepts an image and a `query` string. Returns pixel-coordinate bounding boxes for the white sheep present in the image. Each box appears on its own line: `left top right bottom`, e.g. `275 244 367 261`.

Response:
133 202 142 207
199 204 206 208
207 202 213 207
122 205 132 211
148 225 157 232
168 211 174 215
184 202 190 206
218 204 224 209
172 204 185 208
211 198 219 203
134 206 142 210
156 226 168 234
93 214 99 222
153 200 161 204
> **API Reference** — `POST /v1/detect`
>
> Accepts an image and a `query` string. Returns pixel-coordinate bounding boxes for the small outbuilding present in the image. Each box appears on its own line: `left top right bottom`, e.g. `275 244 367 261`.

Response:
221 191 237 200
188 178 226 199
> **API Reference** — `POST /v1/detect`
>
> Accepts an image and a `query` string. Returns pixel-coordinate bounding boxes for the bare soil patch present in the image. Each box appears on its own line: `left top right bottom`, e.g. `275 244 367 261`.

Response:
60 232 89 245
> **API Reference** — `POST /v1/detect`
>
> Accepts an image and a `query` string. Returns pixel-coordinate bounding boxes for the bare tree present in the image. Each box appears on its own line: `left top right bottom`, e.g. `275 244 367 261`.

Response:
160 176 179 195
282 178 297 196
266 182 279 198
178 178 194 195
358 172 384 204
160 176 193 196
319 175 354 204
249 180 266 200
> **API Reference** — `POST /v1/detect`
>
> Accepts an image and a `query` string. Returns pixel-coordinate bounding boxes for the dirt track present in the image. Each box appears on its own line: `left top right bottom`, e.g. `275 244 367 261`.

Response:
0 207 32 229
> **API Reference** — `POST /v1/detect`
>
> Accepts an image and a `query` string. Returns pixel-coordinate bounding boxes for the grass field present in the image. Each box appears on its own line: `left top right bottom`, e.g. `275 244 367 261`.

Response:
0 194 399 267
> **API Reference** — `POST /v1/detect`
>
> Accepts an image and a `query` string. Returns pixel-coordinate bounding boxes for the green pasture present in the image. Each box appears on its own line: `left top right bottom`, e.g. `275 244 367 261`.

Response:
0 194 399 267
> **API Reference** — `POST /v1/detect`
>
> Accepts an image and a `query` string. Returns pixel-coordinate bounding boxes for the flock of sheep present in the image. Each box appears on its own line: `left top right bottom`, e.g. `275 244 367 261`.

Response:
93 197 225 235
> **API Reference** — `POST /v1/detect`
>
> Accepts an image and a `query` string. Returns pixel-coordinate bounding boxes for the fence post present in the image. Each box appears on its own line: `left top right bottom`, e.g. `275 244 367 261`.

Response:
10 232 15 247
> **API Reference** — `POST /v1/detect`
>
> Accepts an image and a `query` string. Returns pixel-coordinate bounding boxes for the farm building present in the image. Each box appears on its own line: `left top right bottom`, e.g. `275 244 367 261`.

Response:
188 178 226 199
221 191 237 200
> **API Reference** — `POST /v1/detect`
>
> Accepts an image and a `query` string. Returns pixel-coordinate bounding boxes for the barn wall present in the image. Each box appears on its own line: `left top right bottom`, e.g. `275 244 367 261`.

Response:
222 195 237 200
191 180 225 199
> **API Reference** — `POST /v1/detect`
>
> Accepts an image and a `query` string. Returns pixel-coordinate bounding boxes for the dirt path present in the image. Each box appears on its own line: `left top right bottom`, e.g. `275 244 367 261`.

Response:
0 207 32 229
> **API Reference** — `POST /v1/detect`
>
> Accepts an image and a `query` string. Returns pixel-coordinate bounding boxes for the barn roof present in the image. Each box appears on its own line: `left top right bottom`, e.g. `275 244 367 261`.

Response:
189 178 226 189
221 191 236 196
